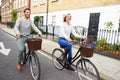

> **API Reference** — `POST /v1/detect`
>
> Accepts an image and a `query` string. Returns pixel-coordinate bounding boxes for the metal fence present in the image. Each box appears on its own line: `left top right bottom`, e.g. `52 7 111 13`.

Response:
39 25 87 39
38 25 120 59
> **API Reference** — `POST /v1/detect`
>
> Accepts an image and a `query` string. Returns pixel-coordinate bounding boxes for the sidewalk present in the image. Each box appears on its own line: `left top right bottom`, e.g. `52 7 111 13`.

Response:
0 24 120 80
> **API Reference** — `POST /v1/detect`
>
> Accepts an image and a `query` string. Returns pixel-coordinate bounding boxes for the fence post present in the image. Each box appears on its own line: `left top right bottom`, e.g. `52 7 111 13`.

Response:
52 26 55 40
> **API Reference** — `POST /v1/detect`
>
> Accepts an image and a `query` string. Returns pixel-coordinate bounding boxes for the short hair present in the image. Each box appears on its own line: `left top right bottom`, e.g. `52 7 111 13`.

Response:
63 13 71 22
24 8 31 12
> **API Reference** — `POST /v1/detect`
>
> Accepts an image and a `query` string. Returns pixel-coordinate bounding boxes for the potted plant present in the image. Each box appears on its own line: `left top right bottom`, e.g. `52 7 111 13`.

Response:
96 38 107 51
104 21 114 29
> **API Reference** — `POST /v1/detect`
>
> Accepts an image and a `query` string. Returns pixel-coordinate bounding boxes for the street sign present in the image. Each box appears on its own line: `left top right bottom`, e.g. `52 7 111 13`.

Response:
0 42 11 56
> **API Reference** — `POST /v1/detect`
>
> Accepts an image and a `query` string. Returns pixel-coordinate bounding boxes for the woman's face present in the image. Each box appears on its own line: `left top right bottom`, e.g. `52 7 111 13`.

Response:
65 14 72 22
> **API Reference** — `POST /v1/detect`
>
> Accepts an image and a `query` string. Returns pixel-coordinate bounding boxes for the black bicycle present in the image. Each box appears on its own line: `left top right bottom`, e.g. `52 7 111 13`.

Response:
20 35 42 80
52 37 100 80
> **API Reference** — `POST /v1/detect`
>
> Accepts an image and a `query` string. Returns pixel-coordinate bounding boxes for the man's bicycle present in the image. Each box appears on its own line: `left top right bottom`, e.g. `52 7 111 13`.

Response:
52 36 100 80
20 35 42 80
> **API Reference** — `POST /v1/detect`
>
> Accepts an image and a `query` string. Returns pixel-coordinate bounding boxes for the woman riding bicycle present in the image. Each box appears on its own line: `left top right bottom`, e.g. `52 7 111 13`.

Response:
14 8 42 70
58 13 85 71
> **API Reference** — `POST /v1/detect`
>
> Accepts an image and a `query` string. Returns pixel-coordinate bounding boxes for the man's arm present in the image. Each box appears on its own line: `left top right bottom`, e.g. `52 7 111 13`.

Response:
31 21 42 37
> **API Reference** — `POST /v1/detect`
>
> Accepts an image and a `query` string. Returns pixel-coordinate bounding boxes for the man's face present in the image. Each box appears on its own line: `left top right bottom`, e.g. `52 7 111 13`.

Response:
24 10 31 18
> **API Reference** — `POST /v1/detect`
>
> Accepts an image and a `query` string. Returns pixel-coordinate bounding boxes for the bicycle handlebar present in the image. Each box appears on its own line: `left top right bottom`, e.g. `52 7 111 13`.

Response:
21 34 42 39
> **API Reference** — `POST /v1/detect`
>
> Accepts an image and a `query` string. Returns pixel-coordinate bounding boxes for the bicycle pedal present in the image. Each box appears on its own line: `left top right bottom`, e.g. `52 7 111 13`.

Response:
56 58 63 63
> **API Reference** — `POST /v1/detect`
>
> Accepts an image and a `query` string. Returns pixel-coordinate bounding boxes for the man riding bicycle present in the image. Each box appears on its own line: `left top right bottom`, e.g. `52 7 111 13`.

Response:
14 8 42 70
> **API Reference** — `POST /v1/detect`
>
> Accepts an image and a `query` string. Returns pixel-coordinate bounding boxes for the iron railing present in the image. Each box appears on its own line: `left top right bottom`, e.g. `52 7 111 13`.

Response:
38 25 120 59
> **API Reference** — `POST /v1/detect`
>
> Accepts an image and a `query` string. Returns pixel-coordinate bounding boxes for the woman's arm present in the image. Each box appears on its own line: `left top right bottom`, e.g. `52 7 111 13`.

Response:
72 27 83 38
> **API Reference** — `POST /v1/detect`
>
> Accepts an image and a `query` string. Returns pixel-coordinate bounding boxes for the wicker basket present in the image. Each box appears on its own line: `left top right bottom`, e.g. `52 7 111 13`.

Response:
80 44 95 58
26 38 42 50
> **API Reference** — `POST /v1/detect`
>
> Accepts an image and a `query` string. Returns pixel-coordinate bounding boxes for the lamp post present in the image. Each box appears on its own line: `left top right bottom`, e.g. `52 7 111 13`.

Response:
46 0 49 38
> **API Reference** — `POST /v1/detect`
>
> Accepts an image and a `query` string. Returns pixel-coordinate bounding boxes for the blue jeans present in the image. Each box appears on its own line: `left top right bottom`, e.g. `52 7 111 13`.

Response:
17 36 27 63
58 37 72 58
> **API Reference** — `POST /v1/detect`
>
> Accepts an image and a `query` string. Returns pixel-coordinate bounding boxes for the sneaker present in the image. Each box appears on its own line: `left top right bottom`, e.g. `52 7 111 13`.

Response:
16 63 22 70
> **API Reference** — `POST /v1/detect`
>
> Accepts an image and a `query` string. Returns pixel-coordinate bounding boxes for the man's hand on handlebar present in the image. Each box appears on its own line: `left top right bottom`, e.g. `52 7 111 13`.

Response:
16 33 21 38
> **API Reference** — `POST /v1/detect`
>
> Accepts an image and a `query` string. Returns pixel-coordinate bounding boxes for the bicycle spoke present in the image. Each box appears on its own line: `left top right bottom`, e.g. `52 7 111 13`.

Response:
52 48 64 70
77 59 100 80
29 52 40 80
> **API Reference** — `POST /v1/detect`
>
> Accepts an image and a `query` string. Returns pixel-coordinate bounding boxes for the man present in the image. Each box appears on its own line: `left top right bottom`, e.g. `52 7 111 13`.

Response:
14 8 42 70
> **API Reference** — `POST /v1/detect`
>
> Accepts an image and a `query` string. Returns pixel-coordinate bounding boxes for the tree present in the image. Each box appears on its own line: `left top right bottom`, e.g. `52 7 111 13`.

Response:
11 9 18 23
34 16 40 27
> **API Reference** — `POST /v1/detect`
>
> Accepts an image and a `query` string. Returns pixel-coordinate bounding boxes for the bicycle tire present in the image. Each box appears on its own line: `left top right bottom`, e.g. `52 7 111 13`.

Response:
76 59 100 80
29 51 41 80
52 48 64 70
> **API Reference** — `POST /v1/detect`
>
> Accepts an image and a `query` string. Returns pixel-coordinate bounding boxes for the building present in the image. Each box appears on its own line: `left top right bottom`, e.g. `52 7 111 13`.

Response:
30 0 120 41
1 0 13 23
30 0 120 27
1 0 30 23
13 0 30 17
0 6 1 22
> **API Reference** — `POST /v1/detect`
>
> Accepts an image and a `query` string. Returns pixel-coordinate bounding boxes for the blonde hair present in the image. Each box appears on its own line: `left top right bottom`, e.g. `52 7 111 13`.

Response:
63 13 71 22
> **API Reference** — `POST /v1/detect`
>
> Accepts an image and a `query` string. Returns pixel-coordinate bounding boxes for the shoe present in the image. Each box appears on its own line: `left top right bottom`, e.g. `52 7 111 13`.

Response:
16 63 22 70
21 60 26 66
66 65 75 71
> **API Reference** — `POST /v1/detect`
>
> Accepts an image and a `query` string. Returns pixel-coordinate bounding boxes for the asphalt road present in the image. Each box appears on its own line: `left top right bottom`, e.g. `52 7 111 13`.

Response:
0 30 79 80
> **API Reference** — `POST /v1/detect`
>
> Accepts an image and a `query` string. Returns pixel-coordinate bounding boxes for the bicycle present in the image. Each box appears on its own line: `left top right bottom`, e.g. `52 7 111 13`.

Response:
52 36 100 80
20 35 42 80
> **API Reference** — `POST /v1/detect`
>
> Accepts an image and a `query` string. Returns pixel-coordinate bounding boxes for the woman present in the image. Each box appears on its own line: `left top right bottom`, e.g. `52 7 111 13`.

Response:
58 13 84 71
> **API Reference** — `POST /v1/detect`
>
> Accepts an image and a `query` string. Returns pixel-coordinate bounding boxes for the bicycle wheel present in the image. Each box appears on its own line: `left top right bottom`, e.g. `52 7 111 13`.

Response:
76 59 100 80
52 48 64 70
29 51 41 80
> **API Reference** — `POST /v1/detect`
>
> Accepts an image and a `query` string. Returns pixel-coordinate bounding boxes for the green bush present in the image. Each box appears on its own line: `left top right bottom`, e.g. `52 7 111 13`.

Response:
31 16 43 34
11 9 18 23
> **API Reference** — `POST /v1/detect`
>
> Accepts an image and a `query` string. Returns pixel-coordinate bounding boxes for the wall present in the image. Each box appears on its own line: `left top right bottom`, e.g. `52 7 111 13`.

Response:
31 5 120 30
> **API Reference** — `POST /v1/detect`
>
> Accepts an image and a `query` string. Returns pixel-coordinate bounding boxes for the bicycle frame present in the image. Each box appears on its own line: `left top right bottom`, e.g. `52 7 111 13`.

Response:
23 45 34 64
68 40 85 65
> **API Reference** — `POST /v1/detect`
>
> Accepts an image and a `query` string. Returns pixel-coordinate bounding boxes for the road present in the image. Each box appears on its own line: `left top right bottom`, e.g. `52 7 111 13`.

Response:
0 30 79 80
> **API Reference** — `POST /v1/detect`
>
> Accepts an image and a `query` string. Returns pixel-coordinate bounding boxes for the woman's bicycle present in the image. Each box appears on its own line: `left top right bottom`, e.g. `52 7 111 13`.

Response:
20 35 42 80
52 36 100 80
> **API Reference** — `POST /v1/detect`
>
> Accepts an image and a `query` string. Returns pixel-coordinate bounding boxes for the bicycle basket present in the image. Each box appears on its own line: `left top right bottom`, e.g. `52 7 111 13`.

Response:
26 38 42 50
80 44 95 58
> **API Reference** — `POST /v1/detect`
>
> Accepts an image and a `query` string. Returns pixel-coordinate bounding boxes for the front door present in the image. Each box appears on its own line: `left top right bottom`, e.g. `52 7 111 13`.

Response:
88 13 100 41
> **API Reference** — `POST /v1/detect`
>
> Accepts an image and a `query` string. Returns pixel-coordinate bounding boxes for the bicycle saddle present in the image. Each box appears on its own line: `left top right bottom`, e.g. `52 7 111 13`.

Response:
60 45 66 48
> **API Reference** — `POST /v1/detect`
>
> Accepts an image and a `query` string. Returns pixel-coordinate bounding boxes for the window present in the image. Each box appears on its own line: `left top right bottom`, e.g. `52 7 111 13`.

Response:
40 0 45 4
51 0 58 2
22 0 24 7
33 0 37 6
25 0 27 6
39 16 44 26
52 15 56 26
19 0 21 8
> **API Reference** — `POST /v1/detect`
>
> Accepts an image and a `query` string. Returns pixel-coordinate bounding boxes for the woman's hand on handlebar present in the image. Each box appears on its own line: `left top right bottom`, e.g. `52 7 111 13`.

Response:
39 33 42 38
79 36 86 42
